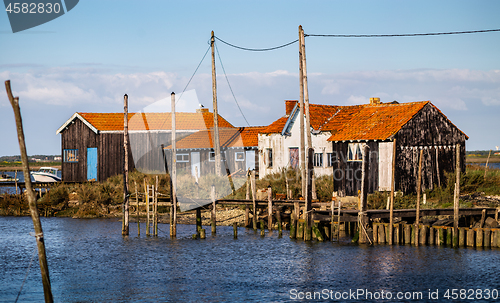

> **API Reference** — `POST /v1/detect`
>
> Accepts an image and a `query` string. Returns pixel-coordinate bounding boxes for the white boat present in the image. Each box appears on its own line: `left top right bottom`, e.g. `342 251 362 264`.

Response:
31 167 61 182
0 173 19 182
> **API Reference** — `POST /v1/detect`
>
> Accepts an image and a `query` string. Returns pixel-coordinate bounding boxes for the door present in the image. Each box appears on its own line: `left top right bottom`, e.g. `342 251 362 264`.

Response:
245 150 255 171
87 147 98 181
191 152 200 179
289 147 299 169
378 142 393 191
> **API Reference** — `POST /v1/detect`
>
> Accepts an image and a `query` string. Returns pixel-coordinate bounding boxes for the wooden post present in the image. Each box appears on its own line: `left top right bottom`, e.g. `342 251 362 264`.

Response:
359 144 370 244
267 186 273 231
135 181 140 235
404 224 411 244
155 176 158 236
389 139 397 245
479 209 486 228
429 227 435 245
419 225 427 245
211 185 216 234
484 229 491 248
233 222 238 239
246 170 250 200
304 148 314 241
245 205 249 228
146 184 150 236
196 208 202 235
459 227 466 246
285 177 290 200
298 26 306 199
200 229 206 239
330 196 335 242
276 207 282 237
467 229 475 247
251 170 257 230
415 148 423 246
122 94 130 236
453 144 460 247
484 150 491 179
15 170 18 194
211 31 222 176
476 229 483 248
436 148 441 188
5 80 53 302
171 92 177 238
260 220 265 237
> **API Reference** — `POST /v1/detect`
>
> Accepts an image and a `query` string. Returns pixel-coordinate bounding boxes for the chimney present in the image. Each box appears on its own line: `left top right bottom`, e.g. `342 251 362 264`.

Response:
285 100 298 115
370 97 381 105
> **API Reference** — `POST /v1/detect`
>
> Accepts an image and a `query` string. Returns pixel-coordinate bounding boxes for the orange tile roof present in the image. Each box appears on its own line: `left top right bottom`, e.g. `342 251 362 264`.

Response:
171 126 265 149
260 116 289 134
325 101 430 141
78 112 234 131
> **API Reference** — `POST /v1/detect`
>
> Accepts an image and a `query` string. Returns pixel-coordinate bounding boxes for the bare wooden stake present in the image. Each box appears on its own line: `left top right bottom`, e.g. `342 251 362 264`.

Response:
389 139 397 245
415 148 423 247
267 186 273 231
135 181 140 235
15 170 18 195
484 149 492 180
171 92 177 238
251 170 257 230
453 144 461 247
245 170 250 200
5 80 53 303
122 94 130 236
211 185 216 234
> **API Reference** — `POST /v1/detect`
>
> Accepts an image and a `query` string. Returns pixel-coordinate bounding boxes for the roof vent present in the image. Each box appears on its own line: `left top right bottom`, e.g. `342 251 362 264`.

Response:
370 97 381 105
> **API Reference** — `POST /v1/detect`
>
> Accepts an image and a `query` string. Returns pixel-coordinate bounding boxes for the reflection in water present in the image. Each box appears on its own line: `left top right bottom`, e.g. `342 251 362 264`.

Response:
1 217 499 302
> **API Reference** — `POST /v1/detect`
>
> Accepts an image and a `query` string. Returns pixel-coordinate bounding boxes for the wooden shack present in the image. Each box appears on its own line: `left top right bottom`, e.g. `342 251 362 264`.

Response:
164 126 264 178
326 99 468 196
56 109 234 182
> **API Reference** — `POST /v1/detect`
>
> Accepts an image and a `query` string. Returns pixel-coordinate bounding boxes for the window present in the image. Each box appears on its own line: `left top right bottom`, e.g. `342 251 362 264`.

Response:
63 149 78 162
267 148 273 168
327 152 336 167
235 152 245 162
348 143 364 161
209 151 226 162
289 147 299 169
313 153 323 167
176 154 189 162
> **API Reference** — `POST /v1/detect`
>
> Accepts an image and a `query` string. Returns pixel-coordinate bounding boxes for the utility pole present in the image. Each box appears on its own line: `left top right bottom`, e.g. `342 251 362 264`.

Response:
5 80 53 303
211 30 222 176
171 92 177 238
299 25 313 240
298 26 306 199
122 94 130 236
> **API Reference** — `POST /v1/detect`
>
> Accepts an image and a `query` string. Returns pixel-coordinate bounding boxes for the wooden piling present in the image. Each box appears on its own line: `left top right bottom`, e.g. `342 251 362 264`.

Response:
245 205 249 228
494 230 500 248
404 224 411 244
260 220 265 237
466 228 475 247
6 80 53 302
358 144 370 244
267 186 273 231
145 182 150 236
484 229 491 248
135 181 139 236
429 227 435 245
154 176 158 236
453 144 461 247
200 228 206 239
479 209 486 228
312 223 324 242
15 170 18 195
290 220 296 239
251 171 257 230
233 222 238 239
446 227 452 246
297 220 304 239
394 224 401 244
415 149 423 246
211 185 216 234
459 227 466 246
276 207 282 237
122 94 130 236
419 225 427 245
196 208 202 235
476 228 483 248
378 224 386 244
437 227 445 246
373 224 379 243
246 170 250 200
389 138 397 245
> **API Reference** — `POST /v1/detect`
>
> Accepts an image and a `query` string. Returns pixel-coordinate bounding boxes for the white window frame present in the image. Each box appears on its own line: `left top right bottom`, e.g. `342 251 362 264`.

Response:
313 152 323 167
266 148 273 168
235 151 245 162
348 143 364 162
176 153 189 163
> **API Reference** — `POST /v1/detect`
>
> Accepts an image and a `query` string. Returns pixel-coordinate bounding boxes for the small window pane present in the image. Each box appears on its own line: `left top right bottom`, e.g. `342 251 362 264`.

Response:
64 149 78 163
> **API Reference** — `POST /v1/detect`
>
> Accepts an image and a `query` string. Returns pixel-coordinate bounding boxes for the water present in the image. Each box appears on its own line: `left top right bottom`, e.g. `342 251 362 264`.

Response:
477 162 500 170
1 217 499 302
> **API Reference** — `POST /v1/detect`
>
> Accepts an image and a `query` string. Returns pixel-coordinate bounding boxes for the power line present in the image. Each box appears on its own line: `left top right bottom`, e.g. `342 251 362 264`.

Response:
305 28 500 38
176 45 211 105
215 43 251 126
215 36 298 51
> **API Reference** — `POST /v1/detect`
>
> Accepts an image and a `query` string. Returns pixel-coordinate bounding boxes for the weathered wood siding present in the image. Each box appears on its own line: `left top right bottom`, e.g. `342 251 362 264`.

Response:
61 119 134 182
395 103 467 193
332 141 379 197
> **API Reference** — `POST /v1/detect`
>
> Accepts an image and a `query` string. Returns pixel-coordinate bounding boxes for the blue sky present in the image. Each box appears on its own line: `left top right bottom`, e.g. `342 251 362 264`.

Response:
1 0 500 156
